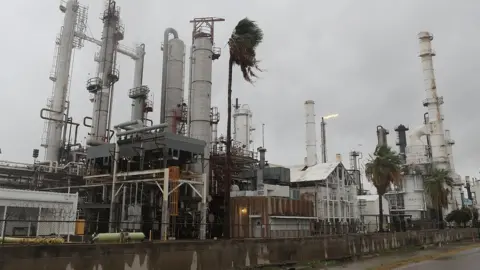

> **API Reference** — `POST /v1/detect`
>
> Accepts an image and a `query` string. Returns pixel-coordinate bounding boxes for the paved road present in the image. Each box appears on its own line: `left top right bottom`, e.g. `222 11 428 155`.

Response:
323 243 480 270
397 247 480 270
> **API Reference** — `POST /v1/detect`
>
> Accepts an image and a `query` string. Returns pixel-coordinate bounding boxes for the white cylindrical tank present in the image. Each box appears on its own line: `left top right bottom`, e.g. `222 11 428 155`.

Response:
233 104 253 151
165 38 185 133
304 100 317 167
45 0 78 161
189 36 213 172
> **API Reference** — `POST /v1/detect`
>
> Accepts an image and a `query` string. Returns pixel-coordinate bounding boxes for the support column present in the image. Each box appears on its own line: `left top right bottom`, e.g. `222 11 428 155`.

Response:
1 206 8 239
199 173 207 239
161 167 170 240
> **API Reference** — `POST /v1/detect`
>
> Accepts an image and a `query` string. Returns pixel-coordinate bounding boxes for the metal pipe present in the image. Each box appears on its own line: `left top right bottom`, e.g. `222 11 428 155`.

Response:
160 28 179 123
83 116 92 127
187 46 193 136
114 120 143 130
116 123 168 137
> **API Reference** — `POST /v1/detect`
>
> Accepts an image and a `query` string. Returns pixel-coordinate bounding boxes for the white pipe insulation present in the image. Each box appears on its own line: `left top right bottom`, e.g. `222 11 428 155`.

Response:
304 100 318 167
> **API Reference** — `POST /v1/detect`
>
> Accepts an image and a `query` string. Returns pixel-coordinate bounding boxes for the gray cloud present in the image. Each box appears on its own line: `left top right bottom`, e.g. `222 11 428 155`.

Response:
1 0 478 189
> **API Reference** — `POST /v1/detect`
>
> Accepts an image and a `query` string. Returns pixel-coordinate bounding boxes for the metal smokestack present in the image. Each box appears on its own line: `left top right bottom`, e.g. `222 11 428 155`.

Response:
304 100 318 167
394 124 409 161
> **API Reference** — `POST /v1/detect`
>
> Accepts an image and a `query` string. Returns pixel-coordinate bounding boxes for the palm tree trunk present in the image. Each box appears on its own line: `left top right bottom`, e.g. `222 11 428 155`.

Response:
224 57 234 238
378 195 384 232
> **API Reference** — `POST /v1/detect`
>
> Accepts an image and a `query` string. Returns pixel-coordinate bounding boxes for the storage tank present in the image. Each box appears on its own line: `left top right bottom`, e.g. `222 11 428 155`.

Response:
165 38 185 133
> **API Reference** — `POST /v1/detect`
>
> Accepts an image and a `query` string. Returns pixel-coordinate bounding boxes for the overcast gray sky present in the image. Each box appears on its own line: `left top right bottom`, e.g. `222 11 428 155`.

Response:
1 0 479 188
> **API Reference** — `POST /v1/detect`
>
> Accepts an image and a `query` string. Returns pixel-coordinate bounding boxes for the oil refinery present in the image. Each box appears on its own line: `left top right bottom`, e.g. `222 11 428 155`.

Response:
0 0 472 241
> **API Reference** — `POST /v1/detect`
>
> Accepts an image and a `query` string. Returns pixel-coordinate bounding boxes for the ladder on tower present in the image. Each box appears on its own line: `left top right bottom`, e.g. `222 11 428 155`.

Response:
169 166 180 216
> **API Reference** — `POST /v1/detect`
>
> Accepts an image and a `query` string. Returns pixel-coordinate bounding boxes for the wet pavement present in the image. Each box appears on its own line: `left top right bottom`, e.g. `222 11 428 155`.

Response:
396 247 480 269
315 242 480 270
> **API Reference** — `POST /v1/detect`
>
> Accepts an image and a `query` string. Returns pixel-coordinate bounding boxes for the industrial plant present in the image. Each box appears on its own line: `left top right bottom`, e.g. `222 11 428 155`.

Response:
0 0 472 242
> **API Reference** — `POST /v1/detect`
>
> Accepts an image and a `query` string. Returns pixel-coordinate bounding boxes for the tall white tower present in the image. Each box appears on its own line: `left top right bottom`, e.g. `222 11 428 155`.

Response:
304 100 318 167
188 17 224 175
41 0 88 162
163 33 186 134
418 32 449 171
86 1 124 146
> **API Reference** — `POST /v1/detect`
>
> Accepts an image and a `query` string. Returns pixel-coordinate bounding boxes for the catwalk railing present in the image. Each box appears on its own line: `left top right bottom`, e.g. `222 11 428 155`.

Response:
0 219 470 243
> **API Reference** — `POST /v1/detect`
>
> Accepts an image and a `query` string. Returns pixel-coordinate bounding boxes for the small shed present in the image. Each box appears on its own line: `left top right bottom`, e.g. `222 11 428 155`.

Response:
230 196 314 238
0 188 78 237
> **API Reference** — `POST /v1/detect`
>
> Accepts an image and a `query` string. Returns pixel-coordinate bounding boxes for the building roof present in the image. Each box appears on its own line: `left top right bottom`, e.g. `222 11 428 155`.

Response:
289 162 340 183
0 187 78 204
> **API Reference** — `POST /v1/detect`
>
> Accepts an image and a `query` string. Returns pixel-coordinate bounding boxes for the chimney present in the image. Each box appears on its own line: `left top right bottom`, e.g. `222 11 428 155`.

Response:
304 100 318 167
336 153 342 163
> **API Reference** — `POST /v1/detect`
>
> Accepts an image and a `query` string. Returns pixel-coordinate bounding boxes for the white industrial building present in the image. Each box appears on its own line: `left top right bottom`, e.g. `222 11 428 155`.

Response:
0 188 78 237
289 100 359 225
290 162 358 223
358 195 390 232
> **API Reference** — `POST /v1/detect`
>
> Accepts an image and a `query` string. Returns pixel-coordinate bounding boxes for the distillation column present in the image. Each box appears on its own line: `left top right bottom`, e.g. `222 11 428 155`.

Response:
418 32 461 211
86 1 123 146
188 18 223 176
129 44 149 127
161 29 186 133
43 0 80 162
418 32 449 170
233 99 254 152
304 100 318 167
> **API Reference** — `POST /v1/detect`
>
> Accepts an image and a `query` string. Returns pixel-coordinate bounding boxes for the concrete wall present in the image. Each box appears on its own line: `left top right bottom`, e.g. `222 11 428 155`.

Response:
0 228 477 270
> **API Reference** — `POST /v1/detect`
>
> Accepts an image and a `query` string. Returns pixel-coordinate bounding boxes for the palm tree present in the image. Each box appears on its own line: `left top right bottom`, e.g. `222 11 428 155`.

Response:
365 145 403 232
224 18 263 238
423 168 453 228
